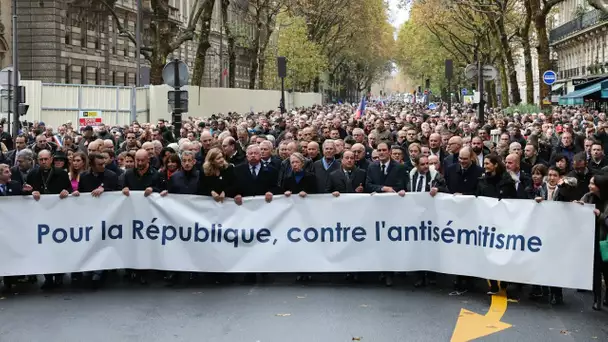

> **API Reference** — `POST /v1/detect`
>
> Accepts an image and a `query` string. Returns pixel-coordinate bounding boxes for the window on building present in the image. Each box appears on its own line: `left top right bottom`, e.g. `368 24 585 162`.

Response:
81 18 88 48
124 72 128 86
65 11 73 45
95 68 101 84
65 65 71 84
81 67 86 84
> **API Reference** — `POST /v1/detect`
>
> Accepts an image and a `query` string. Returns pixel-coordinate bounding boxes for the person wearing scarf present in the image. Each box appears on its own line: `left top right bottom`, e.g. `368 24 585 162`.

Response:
476 154 518 298
531 167 577 305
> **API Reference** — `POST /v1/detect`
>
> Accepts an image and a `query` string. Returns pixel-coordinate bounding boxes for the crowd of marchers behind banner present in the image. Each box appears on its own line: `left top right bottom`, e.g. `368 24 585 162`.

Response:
0 102 607 311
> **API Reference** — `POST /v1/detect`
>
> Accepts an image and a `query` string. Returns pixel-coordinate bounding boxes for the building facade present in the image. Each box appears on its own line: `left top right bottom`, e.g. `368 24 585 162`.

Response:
11 0 254 87
0 0 11 69
514 46 540 105
550 0 608 97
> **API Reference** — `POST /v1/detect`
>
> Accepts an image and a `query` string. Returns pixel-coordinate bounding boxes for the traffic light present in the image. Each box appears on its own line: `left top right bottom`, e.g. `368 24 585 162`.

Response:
19 103 29 116
425 79 430 89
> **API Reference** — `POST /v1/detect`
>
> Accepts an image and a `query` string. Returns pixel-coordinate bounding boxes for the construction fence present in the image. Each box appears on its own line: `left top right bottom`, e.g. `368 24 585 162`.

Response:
14 81 323 129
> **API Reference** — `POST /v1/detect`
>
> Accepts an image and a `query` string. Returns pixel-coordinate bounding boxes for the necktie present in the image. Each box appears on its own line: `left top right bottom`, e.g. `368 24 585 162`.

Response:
250 165 257 177
0 184 5 195
416 175 424 192
381 164 386 175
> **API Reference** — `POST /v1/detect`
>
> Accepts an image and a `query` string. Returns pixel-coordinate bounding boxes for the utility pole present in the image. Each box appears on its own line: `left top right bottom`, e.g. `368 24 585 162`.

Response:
136 0 141 87
219 10 224 88
132 0 142 123
12 0 19 136
477 59 485 126
445 59 453 115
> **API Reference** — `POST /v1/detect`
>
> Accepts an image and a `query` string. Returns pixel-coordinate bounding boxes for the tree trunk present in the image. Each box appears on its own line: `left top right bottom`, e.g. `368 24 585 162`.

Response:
258 56 266 89
249 19 262 89
535 20 551 107
496 18 521 105
521 0 534 104
192 0 216 86
221 0 236 88
149 53 166 85
498 59 509 108
522 38 534 104
530 0 561 108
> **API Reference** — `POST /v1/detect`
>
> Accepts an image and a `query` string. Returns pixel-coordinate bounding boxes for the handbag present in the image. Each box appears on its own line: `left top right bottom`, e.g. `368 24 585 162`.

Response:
600 239 608 263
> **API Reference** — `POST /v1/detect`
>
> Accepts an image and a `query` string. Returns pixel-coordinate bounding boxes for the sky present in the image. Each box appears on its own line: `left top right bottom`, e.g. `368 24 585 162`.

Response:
388 0 410 34
387 0 410 76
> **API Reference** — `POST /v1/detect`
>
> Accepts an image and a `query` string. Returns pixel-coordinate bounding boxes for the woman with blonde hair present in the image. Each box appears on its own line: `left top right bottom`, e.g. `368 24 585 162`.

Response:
197 147 236 202
69 151 88 192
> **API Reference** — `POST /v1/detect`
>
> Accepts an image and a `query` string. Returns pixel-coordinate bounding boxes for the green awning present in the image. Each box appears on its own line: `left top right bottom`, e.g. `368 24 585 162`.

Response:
559 80 605 105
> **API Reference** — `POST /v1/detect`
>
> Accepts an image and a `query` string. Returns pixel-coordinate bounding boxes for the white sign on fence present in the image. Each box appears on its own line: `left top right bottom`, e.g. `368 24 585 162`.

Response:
0 193 595 289
78 110 103 127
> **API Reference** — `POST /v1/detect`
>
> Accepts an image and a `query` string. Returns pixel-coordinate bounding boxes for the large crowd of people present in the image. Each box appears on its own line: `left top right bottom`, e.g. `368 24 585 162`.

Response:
0 101 607 312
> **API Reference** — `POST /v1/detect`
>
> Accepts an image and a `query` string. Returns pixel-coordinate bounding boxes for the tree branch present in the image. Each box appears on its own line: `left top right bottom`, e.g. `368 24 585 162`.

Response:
542 0 563 17
168 0 207 51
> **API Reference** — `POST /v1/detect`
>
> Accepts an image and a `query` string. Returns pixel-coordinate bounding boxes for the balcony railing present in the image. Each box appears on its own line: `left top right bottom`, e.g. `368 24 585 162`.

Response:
549 10 606 43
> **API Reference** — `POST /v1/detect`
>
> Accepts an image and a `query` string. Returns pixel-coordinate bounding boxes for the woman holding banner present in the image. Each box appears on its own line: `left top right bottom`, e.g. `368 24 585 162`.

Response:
531 166 578 305
579 173 608 311
282 152 317 282
476 154 518 297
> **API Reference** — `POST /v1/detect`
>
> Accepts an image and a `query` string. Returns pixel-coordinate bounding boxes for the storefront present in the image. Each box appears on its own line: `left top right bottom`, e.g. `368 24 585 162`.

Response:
559 77 608 111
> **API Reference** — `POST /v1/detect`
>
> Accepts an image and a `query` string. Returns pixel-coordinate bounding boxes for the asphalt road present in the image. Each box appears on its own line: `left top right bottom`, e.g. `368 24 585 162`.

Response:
0 274 606 342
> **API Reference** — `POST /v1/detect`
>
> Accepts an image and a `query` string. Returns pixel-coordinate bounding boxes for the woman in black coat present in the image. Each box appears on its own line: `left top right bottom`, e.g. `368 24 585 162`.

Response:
579 173 608 311
476 153 518 200
197 147 237 201
281 152 316 282
476 153 517 296
281 152 317 197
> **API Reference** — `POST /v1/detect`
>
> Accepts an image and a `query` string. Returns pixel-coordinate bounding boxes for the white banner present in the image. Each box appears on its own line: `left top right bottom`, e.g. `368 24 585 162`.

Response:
0 192 595 289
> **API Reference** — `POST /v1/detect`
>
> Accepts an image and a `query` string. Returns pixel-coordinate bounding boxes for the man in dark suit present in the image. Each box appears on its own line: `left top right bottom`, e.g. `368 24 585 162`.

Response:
326 150 366 282
365 142 406 287
351 143 370 171
365 142 406 195
4 135 28 167
233 144 278 284
326 150 366 194
25 150 73 291
442 136 462 173
10 149 37 187
76 153 119 288
311 140 341 193
222 136 246 166
79 153 120 193
444 147 484 196
0 164 23 196
234 144 280 202
428 133 447 162
505 153 532 199
260 140 282 171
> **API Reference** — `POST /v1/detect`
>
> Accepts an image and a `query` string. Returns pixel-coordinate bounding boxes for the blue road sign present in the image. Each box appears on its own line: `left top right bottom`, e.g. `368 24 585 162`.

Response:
543 70 557 85
461 88 468 96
